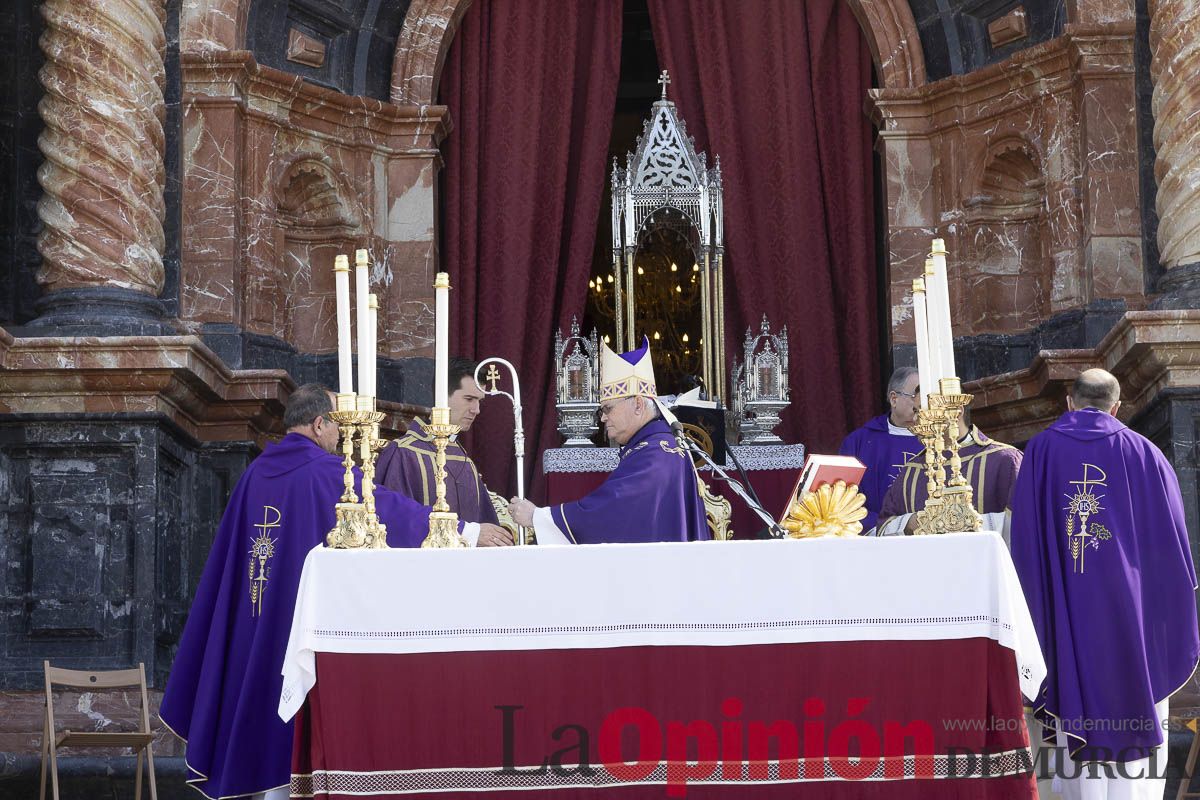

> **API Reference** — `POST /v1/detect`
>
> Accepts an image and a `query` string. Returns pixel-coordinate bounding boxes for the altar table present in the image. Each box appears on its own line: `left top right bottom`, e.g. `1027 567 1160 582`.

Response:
543 444 806 538
281 533 1044 799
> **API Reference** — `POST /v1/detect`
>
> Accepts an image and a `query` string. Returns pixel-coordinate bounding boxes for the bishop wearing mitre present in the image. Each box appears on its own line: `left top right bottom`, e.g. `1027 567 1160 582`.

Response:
509 337 709 544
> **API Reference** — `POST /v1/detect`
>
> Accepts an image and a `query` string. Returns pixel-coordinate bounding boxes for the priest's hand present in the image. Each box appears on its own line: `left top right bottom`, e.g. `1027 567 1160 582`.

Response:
477 523 514 547
509 497 536 527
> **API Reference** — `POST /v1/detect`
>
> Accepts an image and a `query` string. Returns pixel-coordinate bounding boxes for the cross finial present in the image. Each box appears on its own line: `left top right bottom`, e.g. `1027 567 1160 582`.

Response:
485 364 501 393
658 70 671 100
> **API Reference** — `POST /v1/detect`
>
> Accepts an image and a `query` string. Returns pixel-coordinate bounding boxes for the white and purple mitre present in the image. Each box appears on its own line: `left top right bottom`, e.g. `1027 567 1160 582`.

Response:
599 335 657 401
600 336 679 424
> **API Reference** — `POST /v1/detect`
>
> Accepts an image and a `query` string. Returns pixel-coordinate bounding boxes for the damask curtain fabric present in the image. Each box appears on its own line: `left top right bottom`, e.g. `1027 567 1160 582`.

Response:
647 0 878 453
439 0 623 501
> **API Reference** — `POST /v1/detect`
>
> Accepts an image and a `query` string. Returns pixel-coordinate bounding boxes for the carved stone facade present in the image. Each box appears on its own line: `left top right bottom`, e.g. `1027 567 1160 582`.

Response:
873 22 1145 378
179 51 449 375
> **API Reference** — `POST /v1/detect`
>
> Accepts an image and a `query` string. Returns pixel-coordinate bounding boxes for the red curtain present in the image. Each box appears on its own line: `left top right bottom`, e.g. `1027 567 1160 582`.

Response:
647 0 878 453
439 0 623 501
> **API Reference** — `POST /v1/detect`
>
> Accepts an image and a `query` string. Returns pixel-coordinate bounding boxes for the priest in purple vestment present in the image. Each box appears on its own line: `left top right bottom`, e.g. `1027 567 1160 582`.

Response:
159 384 485 800
875 413 1022 541
838 366 922 533
1010 369 1199 796
508 338 709 544
375 357 510 546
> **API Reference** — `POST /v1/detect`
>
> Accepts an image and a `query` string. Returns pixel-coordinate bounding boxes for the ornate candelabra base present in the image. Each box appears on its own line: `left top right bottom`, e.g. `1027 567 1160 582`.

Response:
327 502 370 548
325 393 390 549
423 511 467 548
913 488 982 536
421 407 467 548
911 378 984 536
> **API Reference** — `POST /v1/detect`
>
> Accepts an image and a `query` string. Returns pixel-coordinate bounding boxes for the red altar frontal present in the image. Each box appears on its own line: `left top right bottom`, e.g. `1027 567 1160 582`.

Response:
280 534 1045 799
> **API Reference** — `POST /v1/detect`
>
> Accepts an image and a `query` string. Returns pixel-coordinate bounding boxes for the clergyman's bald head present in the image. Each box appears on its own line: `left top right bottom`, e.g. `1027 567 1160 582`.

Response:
1070 369 1120 412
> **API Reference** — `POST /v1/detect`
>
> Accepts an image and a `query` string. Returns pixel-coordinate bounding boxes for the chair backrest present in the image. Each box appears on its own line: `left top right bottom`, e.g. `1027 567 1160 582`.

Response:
696 477 733 541
43 662 152 737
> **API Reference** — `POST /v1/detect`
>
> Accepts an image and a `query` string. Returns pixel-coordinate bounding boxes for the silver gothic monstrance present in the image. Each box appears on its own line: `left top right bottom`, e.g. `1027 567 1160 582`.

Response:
610 70 727 403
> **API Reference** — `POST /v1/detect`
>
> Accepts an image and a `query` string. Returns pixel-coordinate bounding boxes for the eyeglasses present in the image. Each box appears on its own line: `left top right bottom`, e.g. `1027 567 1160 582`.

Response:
598 398 632 419
892 390 918 400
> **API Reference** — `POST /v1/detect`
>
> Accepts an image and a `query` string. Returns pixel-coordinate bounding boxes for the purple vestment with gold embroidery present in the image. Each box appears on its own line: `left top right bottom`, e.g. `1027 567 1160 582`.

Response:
877 426 1022 520
550 419 709 543
1010 409 1199 761
375 418 500 525
160 433 437 799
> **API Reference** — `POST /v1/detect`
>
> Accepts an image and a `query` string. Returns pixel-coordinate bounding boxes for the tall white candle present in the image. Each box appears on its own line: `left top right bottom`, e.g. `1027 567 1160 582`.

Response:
333 254 353 395
434 272 450 408
355 249 370 397
922 257 945 383
930 239 957 380
912 278 933 410
367 293 378 399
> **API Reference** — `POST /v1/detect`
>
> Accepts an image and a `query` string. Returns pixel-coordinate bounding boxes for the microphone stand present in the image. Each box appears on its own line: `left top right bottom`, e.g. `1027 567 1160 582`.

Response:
671 423 787 539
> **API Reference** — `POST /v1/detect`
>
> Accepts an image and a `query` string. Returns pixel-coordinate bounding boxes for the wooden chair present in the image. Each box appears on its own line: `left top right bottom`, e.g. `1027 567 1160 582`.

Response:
39 661 157 800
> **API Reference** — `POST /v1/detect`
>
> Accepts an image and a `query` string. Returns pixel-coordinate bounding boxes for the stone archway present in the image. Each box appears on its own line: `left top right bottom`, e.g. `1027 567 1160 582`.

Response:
390 0 474 106
844 0 926 89
387 0 925 106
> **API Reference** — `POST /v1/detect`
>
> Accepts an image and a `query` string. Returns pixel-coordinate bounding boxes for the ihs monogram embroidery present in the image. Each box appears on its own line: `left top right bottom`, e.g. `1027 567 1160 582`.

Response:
248 505 281 617
1064 464 1112 574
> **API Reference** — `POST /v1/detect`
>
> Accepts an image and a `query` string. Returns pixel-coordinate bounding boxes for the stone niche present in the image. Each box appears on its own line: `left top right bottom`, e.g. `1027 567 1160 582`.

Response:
873 22 1145 379
179 51 448 402
962 137 1051 334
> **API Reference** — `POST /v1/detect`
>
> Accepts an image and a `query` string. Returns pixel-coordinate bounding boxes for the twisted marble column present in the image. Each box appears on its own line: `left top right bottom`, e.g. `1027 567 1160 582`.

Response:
36 0 167 300
1150 0 1200 274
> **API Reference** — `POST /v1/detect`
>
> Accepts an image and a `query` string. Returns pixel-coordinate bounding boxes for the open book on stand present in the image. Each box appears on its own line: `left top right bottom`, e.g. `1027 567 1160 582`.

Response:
778 454 867 524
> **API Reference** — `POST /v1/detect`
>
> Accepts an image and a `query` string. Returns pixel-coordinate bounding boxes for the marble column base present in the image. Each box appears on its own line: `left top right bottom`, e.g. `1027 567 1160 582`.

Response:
24 287 176 336
1151 263 1200 310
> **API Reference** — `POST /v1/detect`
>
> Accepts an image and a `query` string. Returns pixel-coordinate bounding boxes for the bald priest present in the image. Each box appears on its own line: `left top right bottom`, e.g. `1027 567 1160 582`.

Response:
508 337 708 544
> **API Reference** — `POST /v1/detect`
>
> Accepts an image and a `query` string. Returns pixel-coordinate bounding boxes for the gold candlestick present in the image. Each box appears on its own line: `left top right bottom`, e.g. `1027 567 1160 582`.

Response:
355 394 388 548
326 393 370 548
325 393 389 548
422 406 467 548
912 381 983 535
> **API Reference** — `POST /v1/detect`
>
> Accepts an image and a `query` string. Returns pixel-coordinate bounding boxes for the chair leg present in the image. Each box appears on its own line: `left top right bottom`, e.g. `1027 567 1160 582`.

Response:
1178 727 1200 800
38 713 48 800
134 750 143 800
146 742 158 800
48 736 61 800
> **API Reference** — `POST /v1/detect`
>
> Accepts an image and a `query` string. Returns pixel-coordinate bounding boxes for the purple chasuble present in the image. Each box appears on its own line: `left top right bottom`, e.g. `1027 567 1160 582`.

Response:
160 433 439 798
550 418 709 543
877 426 1022 520
375 418 500 525
1010 409 1199 761
839 413 921 530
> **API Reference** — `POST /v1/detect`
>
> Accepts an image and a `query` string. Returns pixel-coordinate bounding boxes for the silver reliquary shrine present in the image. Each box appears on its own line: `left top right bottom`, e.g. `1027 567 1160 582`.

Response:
553 316 601 447
610 70 727 404
731 315 790 445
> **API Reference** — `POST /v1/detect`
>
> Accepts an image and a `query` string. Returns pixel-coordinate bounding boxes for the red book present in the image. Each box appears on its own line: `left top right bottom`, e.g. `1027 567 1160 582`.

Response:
778 454 867 523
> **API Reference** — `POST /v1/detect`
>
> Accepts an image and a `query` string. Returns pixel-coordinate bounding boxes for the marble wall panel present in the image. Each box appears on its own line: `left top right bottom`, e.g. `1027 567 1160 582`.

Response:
178 53 447 385
874 23 1144 361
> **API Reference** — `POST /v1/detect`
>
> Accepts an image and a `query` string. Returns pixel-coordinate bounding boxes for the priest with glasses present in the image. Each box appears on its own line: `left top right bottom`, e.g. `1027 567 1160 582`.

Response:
508 337 709 544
